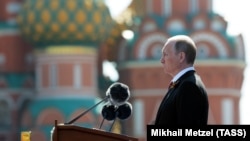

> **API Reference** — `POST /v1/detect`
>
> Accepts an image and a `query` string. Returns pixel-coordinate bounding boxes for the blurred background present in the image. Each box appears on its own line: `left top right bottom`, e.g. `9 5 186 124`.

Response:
0 0 249 141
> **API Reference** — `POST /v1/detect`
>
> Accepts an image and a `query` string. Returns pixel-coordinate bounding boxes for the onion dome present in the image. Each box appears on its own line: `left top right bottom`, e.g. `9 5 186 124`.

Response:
16 0 115 47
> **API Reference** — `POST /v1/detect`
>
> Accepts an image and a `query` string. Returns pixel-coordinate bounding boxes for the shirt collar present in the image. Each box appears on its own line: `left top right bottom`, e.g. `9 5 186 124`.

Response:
171 66 195 82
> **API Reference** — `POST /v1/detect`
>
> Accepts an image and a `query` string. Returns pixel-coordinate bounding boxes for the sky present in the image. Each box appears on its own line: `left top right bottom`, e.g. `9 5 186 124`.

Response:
212 0 250 124
104 0 250 124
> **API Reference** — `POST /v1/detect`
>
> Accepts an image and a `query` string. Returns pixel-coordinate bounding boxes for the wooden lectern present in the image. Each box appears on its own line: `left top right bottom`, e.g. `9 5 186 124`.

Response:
51 120 138 141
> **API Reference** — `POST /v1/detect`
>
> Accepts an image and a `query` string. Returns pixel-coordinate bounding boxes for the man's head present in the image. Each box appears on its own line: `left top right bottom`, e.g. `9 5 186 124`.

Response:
160 35 197 76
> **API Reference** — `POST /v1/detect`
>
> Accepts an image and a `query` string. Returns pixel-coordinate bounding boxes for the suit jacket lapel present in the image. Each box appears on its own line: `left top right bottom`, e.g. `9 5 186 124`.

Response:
155 88 175 123
155 70 196 124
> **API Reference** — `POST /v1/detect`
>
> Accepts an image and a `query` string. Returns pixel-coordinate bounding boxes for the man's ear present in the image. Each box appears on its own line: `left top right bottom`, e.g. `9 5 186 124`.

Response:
179 52 186 63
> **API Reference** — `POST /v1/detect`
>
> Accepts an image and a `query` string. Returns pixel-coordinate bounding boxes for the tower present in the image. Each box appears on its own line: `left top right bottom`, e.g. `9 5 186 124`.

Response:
0 0 34 141
13 0 120 141
113 0 246 140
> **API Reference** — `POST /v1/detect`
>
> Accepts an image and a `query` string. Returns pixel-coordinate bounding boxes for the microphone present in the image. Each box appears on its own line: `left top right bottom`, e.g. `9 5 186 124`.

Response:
116 102 132 120
65 82 130 125
106 82 130 106
101 104 117 121
99 102 132 130
101 102 132 121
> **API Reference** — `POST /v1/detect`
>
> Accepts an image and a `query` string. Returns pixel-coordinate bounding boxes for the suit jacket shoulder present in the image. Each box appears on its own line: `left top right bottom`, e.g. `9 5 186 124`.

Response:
154 70 209 125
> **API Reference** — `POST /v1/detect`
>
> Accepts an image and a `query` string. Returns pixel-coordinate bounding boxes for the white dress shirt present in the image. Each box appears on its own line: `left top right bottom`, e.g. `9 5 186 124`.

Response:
171 67 195 83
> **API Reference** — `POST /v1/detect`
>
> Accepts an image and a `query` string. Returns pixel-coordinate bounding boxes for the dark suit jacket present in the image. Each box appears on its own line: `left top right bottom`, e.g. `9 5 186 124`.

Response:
154 70 209 125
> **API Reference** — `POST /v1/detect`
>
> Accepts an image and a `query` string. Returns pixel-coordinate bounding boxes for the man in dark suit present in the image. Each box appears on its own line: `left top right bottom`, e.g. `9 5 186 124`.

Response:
154 35 209 125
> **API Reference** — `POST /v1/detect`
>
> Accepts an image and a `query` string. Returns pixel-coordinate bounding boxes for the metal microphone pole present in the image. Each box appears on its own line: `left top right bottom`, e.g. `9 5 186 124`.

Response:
65 96 109 124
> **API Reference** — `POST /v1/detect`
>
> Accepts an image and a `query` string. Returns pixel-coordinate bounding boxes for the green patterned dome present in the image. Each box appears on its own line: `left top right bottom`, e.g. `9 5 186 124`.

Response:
17 0 115 47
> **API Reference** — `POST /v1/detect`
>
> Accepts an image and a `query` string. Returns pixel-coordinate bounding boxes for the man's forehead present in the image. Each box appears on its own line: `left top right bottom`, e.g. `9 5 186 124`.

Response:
162 41 174 52
164 39 176 47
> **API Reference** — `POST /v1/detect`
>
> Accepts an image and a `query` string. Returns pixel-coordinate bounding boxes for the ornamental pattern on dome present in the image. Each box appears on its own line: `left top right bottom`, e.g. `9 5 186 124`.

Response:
17 0 115 47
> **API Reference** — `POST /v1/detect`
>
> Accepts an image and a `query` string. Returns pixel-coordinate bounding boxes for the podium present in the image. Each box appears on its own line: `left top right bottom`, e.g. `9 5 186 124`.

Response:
51 120 138 141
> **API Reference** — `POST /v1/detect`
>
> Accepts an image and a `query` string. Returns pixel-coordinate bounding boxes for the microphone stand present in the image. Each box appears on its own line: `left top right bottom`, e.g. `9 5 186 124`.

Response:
99 117 105 129
109 111 118 132
65 96 109 124
109 118 117 132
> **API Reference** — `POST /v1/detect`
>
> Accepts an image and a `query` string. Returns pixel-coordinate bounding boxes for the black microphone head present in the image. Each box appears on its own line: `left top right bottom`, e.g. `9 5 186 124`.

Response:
106 82 130 106
101 104 117 121
117 102 132 120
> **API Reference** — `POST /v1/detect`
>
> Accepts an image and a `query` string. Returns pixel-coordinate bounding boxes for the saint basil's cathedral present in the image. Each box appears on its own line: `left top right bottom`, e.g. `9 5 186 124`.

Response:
0 0 246 141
